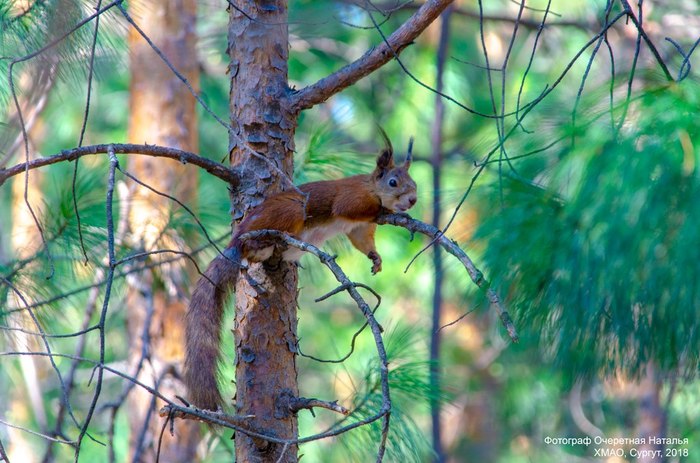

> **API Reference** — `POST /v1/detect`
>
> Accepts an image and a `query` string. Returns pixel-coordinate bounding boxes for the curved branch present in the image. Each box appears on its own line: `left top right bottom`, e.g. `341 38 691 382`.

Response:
0 143 240 187
619 0 673 82
290 0 454 112
238 230 391 459
376 212 519 342
288 397 351 416
368 1 598 31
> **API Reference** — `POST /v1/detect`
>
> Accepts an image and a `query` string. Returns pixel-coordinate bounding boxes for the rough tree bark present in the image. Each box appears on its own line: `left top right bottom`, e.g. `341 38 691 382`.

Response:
225 1 453 461
228 2 299 461
126 0 201 461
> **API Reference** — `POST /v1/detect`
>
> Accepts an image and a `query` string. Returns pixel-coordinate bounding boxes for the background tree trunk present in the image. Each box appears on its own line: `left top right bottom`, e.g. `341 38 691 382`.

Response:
228 1 299 461
5 139 46 462
635 365 667 463
126 1 200 461
430 6 452 463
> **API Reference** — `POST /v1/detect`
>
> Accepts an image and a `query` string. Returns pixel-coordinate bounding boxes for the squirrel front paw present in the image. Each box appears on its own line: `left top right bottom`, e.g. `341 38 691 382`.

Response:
368 251 382 274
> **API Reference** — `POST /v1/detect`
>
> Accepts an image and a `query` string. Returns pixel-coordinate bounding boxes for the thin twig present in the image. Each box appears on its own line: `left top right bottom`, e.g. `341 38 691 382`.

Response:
8 61 54 280
437 308 476 333
300 282 381 363
0 418 74 446
0 0 124 63
515 0 552 130
275 443 291 463
116 2 300 193
375 213 519 342
665 36 700 82
619 0 673 81
362 0 512 120
1 238 227 317
116 165 225 256
73 147 118 461
0 279 84 434
72 0 104 265
571 0 616 149
409 10 628 268
617 0 644 134
0 437 9 463
154 409 173 463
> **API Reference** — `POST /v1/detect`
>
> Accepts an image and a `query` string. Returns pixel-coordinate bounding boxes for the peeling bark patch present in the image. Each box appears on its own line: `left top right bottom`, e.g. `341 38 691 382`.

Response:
263 107 282 124
267 127 286 140
271 43 286 70
286 337 297 353
256 331 269 348
260 0 278 12
229 59 239 77
240 346 256 363
246 127 267 146
274 389 294 419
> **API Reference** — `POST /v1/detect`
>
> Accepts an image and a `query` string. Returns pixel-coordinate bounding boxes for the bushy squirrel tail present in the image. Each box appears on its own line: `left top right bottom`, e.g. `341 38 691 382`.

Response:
184 243 241 410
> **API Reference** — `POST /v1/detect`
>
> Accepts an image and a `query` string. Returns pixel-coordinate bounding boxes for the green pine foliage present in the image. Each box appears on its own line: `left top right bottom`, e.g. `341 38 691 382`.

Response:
475 82 700 379
334 325 440 462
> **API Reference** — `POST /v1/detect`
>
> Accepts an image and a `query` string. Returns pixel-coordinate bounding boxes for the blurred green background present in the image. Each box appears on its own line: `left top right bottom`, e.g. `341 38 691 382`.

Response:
1 0 698 462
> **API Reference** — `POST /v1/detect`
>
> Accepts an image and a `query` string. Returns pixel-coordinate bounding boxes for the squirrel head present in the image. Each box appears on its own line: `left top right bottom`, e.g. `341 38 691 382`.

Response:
372 135 417 213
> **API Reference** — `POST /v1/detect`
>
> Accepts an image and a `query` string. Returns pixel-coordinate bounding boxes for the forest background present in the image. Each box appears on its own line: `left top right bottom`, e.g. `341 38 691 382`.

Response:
0 0 699 462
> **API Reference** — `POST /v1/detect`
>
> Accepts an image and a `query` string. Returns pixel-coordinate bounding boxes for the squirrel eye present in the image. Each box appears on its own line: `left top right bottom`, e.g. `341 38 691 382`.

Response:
389 178 398 187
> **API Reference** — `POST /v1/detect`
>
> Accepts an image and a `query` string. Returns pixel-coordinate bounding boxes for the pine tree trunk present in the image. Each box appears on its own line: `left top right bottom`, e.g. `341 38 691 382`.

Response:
126 0 201 460
6 135 47 461
430 7 452 462
636 365 666 463
227 1 299 461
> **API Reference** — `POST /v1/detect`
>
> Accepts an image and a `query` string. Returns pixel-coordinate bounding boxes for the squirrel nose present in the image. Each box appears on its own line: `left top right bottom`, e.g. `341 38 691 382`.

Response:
408 196 417 207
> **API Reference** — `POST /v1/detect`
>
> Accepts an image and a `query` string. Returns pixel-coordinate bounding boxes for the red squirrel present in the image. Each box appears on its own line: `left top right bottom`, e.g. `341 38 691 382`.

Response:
184 137 417 410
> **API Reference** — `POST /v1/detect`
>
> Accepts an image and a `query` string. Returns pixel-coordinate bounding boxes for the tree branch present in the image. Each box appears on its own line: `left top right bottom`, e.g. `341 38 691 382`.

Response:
619 0 673 82
239 230 391 459
376 212 519 343
158 405 256 428
288 397 351 416
0 143 240 187
289 0 454 112
369 1 596 31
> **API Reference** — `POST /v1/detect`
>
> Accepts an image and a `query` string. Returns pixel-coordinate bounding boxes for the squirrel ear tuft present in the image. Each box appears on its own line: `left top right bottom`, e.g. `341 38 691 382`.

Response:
404 137 414 169
376 149 394 171
375 126 395 174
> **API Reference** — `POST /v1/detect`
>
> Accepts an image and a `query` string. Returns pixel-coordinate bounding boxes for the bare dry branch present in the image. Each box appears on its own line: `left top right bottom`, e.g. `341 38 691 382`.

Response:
290 0 454 111
367 1 595 30
289 397 351 416
238 230 391 458
157 405 256 427
0 143 240 187
73 147 119 459
72 0 105 265
0 437 8 462
619 0 673 82
375 213 519 343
